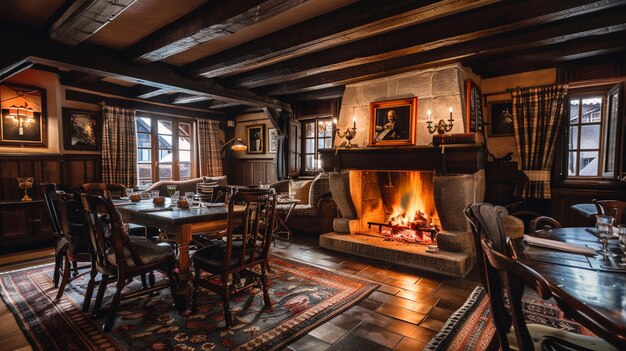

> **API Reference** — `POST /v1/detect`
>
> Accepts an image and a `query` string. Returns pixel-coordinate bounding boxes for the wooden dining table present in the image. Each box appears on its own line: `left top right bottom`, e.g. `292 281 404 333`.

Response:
510 227 626 349
116 199 238 313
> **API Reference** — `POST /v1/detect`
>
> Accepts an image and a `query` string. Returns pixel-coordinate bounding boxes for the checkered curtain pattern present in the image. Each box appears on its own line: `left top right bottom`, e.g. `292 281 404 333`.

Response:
512 84 568 199
102 105 137 187
198 119 223 177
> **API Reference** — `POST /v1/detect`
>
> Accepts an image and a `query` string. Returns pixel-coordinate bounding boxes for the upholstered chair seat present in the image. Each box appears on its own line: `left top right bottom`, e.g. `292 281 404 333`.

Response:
105 239 174 268
193 240 263 273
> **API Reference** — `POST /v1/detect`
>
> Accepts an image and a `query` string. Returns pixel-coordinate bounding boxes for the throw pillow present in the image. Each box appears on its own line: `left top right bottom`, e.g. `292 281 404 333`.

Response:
289 179 312 204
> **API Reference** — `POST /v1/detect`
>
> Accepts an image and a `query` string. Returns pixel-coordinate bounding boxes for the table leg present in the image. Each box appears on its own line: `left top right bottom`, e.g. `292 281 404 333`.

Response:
175 224 193 314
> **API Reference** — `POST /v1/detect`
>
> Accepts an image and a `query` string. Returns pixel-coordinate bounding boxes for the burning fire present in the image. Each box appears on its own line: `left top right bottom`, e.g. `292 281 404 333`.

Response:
382 172 440 244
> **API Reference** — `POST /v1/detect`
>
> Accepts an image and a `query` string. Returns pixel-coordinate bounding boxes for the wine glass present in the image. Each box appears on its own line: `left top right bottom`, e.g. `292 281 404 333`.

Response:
125 187 134 199
618 224 626 266
185 192 195 206
171 191 180 207
166 185 177 198
596 215 616 256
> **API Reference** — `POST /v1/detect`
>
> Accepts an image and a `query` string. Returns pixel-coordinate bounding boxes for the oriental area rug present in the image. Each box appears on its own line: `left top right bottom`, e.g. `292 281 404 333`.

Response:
0 256 377 351
424 286 595 351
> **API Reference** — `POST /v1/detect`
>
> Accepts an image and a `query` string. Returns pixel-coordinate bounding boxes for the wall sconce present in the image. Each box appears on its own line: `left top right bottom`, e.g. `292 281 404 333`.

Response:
426 107 454 134
333 117 357 148
222 137 247 151
7 103 35 135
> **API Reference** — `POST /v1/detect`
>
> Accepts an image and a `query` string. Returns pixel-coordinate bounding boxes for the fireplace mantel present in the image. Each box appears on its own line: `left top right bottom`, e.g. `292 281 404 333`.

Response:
319 144 484 174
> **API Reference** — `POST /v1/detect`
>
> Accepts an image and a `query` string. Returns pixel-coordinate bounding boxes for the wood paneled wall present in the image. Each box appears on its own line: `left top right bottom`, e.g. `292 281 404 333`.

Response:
0 154 102 201
224 159 277 187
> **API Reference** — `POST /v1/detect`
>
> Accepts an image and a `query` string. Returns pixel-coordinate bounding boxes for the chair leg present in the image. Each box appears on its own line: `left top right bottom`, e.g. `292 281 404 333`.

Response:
53 252 63 288
167 262 177 304
55 257 71 300
104 276 125 332
93 274 109 316
140 274 147 288
148 271 156 288
191 269 200 313
221 275 232 327
83 269 98 312
260 265 271 308
72 261 79 277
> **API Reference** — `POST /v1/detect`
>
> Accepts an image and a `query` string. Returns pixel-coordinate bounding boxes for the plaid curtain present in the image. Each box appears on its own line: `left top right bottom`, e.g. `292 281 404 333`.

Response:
512 85 568 199
102 105 137 187
198 119 223 177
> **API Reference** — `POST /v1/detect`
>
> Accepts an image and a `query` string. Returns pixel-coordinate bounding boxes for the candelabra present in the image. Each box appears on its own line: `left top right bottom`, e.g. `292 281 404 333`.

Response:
426 107 454 134
333 117 357 148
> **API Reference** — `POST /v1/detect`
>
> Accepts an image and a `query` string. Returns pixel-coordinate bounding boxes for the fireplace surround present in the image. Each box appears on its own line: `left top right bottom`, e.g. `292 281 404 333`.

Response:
319 145 485 277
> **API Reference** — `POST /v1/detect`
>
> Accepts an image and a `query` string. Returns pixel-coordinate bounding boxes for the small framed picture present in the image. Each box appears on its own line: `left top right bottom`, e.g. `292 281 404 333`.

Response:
63 108 100 150
246 124 265 154
487 100 514 137
0 83 47 147
464 79 484 134
268 128 278 153
368 97 417 146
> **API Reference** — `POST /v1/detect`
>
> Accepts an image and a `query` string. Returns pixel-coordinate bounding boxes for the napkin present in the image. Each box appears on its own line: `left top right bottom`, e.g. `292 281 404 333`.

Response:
523 235 596 256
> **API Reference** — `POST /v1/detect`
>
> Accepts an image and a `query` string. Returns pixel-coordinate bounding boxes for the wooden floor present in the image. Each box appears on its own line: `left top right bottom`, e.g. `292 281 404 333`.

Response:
0 233 482 351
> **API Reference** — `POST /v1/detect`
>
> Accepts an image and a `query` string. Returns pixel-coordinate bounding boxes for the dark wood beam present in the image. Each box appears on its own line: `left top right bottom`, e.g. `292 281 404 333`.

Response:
65 89 225 120
280 86 346 102
132 87 171 99
172 94 212 104
49 0 138 45
0 55 32 81
229 0 625 89
466 31 626 77
258 18 626 95
62 71 105 84
126 0 312 62
184 0 499 78
0 28 291 111
263 107 282 133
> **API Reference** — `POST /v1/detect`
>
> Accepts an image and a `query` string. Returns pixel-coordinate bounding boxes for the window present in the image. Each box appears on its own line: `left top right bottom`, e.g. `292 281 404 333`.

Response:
565 85 622 179
301 117 333 174
135 114 195 189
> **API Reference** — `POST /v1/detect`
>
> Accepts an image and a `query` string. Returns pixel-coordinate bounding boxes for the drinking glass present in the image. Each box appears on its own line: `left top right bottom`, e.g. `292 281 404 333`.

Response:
618 224 626 266
185 192 195 206
596 215 615 256
171 191 180 207
166 185 177 198
259 180 270 190
151 190 160 199
125 187 134 199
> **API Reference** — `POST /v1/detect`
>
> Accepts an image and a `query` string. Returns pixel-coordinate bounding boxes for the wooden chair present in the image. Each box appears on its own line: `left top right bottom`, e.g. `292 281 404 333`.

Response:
529 216 562 232
54 191 92 302
81 182 153 238
465 203 615 351
191 189 277 327
481 237 616 351
80 194 177 332
40 183 67 287
593 199 626 225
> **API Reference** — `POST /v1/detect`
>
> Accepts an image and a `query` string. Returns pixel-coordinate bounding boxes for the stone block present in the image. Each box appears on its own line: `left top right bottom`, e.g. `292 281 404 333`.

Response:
342 86 362 107
362 82 390 104
432 68 460 96
396 72 432 97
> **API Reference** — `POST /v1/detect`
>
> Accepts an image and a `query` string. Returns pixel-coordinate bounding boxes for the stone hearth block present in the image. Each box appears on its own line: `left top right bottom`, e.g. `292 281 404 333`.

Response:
436 230 474 253
320 233 474 278
333 218 351 233
434 171 485 233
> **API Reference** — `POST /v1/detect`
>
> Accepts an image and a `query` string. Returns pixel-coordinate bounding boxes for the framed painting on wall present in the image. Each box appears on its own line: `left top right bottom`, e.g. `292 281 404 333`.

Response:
63 108 101 150
465 79 484 134
487 100 514 137
246 124 265 154
368 97 417 146
268 128 278 153
0 83 47 147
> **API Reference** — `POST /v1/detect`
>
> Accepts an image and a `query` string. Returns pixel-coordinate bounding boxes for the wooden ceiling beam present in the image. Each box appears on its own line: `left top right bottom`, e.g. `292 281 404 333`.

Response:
229 0 625 89
0 28 291 111
184 0 500 78
126 0 313 62
132 86 171 99
172 94 212 104
280 86 346 102
49 0 138 45
258 20 626 96
0 55 32 81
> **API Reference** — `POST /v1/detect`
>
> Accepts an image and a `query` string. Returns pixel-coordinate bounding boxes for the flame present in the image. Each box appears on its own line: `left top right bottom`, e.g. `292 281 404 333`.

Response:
388 172 439 227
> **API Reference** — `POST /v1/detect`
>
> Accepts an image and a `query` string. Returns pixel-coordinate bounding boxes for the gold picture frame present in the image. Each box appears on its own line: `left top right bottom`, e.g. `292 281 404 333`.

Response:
368 97 417 146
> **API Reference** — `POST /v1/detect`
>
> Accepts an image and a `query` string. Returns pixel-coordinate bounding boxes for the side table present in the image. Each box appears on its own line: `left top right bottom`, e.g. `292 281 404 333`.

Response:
274 199 300 240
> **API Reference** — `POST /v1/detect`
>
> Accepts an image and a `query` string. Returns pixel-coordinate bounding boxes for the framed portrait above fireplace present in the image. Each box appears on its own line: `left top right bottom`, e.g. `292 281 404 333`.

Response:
368 97 417 146
0 83 47 147
63 108 101 150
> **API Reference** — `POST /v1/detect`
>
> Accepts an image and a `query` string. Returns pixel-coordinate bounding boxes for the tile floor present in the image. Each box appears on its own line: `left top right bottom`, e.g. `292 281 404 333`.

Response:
0 233 483 351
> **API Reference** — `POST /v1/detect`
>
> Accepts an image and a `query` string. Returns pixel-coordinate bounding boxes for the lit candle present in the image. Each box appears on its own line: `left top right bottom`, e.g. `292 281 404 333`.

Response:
333 117 337 125
333 118 337 132
353 116 356 128
449 106 453 120
427 110 432 122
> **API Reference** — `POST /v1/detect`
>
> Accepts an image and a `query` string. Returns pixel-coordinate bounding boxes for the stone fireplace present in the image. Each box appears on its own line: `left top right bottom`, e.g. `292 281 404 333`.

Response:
319 144 484 278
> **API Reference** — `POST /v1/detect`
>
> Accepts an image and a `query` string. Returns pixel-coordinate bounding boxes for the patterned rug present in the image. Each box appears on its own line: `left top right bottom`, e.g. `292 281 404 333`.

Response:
0 256 378 351
425 286 594 350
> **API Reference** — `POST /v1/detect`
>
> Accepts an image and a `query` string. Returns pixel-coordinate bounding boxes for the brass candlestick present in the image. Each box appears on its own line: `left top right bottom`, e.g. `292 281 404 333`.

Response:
426 107 454 134
336 127 357 148
17 177 33 202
